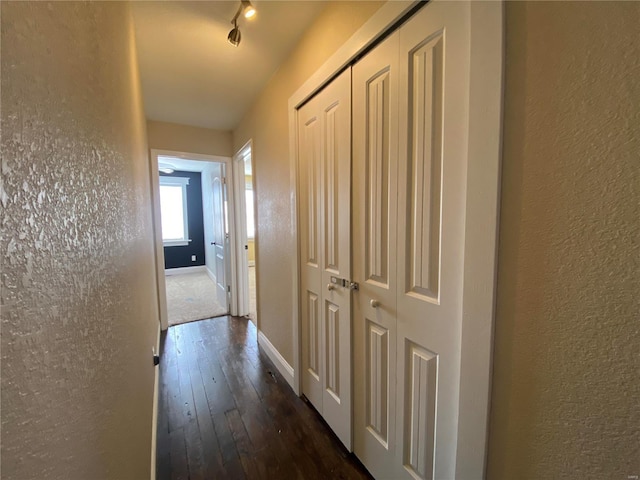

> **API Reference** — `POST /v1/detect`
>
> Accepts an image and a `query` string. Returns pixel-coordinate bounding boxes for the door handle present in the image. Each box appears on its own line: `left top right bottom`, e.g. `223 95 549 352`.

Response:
327 284 336 291
211 242 216 245
370 299 380 308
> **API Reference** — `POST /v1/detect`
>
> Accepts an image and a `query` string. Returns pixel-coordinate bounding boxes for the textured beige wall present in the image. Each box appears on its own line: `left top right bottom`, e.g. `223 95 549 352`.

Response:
1 2 159 479
233 1 384 364
488 2 640 478
147 119 232 157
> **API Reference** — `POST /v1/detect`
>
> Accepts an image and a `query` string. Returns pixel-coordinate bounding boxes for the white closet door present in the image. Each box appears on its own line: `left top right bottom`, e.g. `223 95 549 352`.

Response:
353 30 401 479
298 68 352 449
353 1 472 478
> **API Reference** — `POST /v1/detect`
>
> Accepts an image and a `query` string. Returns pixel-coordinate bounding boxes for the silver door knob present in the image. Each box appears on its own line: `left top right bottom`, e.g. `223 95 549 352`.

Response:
327 283 336 291
370 299 380 308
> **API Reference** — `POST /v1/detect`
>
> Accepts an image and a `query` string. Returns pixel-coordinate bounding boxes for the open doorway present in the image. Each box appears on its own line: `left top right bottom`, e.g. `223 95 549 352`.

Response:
233 142 258 324
150 150 236 330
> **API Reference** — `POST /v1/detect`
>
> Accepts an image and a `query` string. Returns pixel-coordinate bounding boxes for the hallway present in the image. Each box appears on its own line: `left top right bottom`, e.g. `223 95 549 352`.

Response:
156 316 371 479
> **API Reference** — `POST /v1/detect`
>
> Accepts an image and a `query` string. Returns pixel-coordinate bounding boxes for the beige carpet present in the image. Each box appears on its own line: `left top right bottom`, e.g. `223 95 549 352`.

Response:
165 271 227 326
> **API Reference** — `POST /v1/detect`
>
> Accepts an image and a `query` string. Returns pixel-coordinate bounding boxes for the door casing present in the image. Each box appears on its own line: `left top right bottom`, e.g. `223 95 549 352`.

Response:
149 149 238 330
232 140 256 320
287 1 504 476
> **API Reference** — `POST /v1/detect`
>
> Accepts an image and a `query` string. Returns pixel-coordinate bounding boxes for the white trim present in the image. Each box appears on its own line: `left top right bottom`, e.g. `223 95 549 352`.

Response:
258 330 295 391
150 149 236 330
164 265 206 276
232 140 254 319
150 323 161 480
153 149 230 164
163 239 192 247
224 160 240 318
456 2 504 477
288 0 419 398
205 266 216 283
159 176 190 187
149 151 169 331
159 174 190 246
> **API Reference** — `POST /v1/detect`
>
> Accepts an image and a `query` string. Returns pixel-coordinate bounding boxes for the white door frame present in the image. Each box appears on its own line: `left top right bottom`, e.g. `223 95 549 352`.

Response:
287 1 503 476
231 140 254 320
149 149 237 330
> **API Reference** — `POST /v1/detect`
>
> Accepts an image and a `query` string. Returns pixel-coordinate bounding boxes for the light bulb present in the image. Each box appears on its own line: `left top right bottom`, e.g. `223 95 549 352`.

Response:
241 0 255 19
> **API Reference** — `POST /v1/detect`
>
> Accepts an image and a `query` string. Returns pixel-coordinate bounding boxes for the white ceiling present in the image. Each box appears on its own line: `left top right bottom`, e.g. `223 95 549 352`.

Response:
132 1 326 131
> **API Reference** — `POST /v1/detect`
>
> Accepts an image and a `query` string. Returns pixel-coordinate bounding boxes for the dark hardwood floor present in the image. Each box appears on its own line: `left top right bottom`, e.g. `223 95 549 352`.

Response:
156 316 372 480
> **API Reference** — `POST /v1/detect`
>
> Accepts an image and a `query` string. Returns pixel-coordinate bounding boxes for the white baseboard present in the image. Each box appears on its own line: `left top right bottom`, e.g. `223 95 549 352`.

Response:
164 265 206 276
257 330 295 391
205 267 216 283
150 323 160 480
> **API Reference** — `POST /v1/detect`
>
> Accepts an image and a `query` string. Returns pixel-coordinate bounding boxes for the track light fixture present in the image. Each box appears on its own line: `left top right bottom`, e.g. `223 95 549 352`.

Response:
227 19 241 47
227 0 255 47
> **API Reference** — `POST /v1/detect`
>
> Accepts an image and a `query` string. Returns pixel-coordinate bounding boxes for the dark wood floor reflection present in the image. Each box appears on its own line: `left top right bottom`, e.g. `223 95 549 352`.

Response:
156 316 372 480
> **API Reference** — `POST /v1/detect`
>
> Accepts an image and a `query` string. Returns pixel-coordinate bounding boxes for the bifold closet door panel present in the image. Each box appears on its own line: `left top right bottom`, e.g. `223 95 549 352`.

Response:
298 68 352 450
395 2 471 479
353 2 473 479
298 94 324 411
352 30 401 480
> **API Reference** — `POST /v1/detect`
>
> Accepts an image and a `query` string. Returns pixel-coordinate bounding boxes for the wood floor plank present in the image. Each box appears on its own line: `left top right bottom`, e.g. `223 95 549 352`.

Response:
168 427 189 480
181 326 226 478
163 330 181 433
193 328 237 415
226 408 262 479
212 411 243 467
155 316 372 480
173 326 207 480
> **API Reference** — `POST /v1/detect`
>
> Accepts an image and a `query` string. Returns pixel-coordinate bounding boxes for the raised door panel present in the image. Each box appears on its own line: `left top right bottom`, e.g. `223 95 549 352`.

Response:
324 103 340 273
352 30 400 479
366 70 391 287
403 342 438 480
307 292 320 380
366 320 389 447
407 33 443 303
325 300 340 399
303 117 320 268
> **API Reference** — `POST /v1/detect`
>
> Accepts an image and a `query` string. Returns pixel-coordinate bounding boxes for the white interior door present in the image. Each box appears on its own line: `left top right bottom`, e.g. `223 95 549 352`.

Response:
212 164 228 308
353 2 472 478
298 68 352 449
233 148 251 317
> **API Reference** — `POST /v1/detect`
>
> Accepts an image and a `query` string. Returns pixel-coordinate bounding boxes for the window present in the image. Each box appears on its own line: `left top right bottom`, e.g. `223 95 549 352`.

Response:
159 176 190 246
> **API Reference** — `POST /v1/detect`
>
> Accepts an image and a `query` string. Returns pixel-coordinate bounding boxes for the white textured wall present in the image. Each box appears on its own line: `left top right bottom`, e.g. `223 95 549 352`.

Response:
233 1 384 364
488 2 640 478
1 2 159 478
